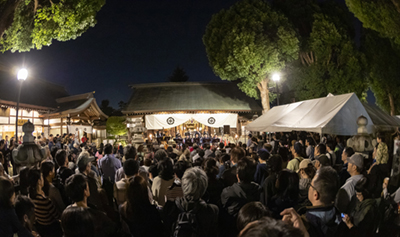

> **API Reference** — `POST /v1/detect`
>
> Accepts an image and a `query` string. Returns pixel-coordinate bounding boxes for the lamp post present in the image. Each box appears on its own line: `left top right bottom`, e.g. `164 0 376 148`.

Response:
272 73 280 105
16 68 28 144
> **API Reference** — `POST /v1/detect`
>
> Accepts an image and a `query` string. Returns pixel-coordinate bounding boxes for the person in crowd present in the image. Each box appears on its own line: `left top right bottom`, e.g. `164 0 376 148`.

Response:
342 177 378 236
167 146 178 161
269 169 299 219
261 154 283 206
172 144 181 157
335 136 345 164
41 160 66 213
98 144 122 183
326 141 337 166
163 167 219 237
254 149 270 185
305 137 315 160
373 133 389 165
239 216 304 237
237 201 271 232
190 144 199 160
76 153 103 211
287 142 304 172
313 144 330 170
114 159 139 206
55 150 74 185
204 143 212 158
152 158 174 206
278 145 290 169
0 176 29 237
202 158 225 206
14 195 39 237
217 154 230 179
298 159 316 200
120 175 164 236
221 157 261 236
115 145 145 182
61 206 94 237
222 147 246 187
336 154 364 214
165 160 191 202
178 148 191 162
28 168 62 237
142 158 152 173
193 149 205 166
65 174 117 237
301 166 341 236
339 147 354 186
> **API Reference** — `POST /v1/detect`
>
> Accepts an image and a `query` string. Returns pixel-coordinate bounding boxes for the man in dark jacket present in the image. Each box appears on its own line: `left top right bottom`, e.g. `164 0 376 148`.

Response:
303 166 341 237
220 157 261 236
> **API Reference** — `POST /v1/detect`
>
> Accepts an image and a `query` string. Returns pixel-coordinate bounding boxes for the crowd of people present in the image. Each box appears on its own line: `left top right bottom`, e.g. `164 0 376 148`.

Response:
0 131 400 237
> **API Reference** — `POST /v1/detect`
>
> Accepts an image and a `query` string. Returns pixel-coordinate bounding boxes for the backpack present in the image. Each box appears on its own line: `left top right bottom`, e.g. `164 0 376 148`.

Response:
173 201 202 237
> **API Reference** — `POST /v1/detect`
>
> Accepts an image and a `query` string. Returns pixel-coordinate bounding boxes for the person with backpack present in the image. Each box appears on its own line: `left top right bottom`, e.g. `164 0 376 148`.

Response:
163 167 219 237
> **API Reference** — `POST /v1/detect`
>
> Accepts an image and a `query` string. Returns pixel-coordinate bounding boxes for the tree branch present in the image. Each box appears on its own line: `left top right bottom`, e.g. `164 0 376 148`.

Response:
0 0 22 41
391 0 400 14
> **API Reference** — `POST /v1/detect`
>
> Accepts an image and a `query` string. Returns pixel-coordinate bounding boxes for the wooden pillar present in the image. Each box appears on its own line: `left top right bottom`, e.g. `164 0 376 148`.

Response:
60 118 63 135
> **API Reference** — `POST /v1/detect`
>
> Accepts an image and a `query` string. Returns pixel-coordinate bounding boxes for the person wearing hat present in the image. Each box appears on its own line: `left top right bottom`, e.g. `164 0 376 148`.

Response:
254 149 270 185
298 159 316 200
287 142 304 172
335 154 364 214
75 152 104 211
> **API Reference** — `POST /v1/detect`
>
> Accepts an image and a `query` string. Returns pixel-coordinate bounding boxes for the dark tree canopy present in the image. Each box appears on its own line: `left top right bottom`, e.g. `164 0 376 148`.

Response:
100 100 114 117
203 0 299 112
279 0 368 101
0 0 105 52
168 66 189 82
363 30 400 115
346 0 400 45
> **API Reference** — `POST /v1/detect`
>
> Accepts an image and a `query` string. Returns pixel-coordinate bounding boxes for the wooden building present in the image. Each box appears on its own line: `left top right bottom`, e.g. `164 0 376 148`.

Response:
0 71 107 142
122 82 262 139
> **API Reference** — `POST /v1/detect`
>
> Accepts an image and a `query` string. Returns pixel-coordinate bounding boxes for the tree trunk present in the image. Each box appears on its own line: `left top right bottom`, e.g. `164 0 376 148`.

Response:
0 0 22 40
257 78 270 114
388 92 395 116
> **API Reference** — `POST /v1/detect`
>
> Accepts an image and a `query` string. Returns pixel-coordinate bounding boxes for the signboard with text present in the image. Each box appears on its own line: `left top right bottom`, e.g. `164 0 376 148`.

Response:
17 119 28 126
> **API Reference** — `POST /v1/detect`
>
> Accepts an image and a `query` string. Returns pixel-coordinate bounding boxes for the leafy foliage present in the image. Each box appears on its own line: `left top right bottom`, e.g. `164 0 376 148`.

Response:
363 31 400 115
0 0 105 52
345 0 400 45
106 116 127 137
168 66 189 82
203 0 299 111
281 1 368 100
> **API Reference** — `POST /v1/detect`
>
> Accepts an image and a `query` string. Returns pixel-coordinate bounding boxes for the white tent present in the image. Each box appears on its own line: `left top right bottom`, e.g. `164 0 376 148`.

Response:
245 93 374 136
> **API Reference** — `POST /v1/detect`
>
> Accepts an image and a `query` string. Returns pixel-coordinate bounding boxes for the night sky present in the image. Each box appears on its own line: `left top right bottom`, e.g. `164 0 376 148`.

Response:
0 0 238 107
0 0 375 108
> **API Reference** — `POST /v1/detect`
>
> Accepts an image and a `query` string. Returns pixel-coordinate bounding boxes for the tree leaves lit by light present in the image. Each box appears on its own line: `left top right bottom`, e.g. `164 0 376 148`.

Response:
0 0 105 52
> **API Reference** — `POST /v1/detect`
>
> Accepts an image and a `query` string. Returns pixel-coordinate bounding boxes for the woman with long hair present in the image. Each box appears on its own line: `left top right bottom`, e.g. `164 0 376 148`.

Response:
120 175 164 236
28 168 62 237
151 159 174 206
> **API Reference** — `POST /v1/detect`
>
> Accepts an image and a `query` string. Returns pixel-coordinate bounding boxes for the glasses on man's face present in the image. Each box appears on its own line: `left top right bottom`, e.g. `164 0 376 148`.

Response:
309 183 319 194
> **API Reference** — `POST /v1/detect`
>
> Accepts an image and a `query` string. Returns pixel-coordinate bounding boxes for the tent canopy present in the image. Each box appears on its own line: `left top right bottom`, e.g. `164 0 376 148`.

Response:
245 93 379 136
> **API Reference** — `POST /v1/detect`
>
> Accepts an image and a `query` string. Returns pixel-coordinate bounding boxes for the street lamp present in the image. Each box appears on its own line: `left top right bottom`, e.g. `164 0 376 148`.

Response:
16 68 28 144
272 73 280 105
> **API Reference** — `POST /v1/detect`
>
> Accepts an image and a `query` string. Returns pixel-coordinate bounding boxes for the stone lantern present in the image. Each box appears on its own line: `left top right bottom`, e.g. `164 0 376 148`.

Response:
131 118 147 148
347 115 377 157
12 120 46 169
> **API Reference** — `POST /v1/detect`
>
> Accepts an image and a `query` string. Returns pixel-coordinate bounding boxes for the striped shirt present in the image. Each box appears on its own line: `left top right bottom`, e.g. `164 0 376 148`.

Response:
31 194 60 225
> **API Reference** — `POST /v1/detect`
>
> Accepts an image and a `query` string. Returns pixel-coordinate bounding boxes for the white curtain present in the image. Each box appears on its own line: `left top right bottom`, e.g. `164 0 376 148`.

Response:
145 113 237 130
68 125 93 134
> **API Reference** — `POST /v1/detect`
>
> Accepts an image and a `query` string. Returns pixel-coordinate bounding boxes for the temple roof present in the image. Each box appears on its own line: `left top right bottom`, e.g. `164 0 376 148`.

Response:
123 82 262 114
43 92 108 120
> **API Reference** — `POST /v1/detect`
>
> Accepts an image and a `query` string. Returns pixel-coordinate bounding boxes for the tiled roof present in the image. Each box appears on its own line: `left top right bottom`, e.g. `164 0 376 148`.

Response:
123 82 262 114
